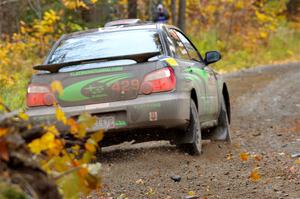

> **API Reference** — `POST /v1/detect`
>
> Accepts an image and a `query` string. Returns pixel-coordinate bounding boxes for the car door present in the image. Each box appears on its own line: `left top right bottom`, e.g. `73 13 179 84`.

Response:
202 65 219 119
172 29 219 121
166 28 210 122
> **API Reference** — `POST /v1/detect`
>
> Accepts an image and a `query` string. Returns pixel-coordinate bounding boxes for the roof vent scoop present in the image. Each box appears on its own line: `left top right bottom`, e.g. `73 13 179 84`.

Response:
104 19 143 27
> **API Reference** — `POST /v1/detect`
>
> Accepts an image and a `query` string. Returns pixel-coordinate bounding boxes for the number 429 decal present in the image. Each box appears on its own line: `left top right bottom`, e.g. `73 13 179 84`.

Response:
111 79 140 92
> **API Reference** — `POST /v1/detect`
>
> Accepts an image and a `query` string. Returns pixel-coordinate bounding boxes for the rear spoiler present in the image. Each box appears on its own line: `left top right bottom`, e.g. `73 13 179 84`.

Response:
33 52 161 73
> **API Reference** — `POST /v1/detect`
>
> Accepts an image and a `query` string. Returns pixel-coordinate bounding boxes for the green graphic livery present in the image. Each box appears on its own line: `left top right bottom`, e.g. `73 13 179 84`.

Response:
70 66 123 77
59 73 132 102
184 67 208 81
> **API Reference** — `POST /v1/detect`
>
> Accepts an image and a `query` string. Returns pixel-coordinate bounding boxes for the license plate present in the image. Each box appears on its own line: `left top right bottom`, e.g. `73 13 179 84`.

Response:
93 116 115 130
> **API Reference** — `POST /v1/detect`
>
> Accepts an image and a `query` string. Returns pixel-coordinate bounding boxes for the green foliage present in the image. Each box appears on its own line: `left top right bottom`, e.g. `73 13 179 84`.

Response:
1 189 28 199
192 24 300 72
0 73 30 110
0 182 28 199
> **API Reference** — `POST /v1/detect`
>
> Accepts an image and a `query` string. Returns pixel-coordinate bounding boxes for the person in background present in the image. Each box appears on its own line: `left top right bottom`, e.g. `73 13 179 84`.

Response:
153 4 169 23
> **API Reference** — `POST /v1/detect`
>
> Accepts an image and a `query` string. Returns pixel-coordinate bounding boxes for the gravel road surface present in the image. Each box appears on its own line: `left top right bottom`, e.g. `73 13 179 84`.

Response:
94 62 300 199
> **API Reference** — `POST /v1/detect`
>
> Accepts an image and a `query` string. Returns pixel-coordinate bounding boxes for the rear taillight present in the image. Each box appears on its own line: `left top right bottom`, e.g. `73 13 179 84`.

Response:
26 84 56 107
140 66 176 95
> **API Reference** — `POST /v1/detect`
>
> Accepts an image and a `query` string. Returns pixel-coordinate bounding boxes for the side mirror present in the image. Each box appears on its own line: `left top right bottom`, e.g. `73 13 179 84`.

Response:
204 51 221 65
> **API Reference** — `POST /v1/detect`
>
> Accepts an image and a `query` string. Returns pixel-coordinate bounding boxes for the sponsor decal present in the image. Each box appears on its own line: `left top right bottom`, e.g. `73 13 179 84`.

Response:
70 67 123 77
59 73 132 102
149 111 158 121
133 103 161 109
111 79 140 92
164 58 178 67
115 120 127 127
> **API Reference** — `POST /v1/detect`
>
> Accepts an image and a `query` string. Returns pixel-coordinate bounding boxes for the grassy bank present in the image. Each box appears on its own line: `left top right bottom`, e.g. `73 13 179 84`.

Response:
192 25 300 72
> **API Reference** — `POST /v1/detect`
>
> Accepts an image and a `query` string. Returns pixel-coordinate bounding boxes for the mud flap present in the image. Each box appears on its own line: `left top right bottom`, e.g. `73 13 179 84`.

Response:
173 121 196 144
208 96 231 142
209 126 231 142
173 100 198 145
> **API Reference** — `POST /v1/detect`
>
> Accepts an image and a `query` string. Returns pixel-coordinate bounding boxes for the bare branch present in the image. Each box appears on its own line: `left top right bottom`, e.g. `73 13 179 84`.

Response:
0 0 19 6
27 0 42 19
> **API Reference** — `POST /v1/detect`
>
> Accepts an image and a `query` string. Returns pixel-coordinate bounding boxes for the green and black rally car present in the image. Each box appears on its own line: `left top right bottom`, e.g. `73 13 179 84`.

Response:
26 19 231 155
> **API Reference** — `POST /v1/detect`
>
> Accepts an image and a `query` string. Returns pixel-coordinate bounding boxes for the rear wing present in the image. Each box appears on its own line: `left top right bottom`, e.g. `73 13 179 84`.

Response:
33 52 161 73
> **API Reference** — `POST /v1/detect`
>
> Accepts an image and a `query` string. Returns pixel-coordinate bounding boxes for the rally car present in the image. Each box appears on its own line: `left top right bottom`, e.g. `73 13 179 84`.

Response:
26 19 231 155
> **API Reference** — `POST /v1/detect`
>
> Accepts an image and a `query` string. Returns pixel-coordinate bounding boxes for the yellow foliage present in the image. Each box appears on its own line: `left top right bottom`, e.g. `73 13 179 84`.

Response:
62 0 98 10
71 144 81 156
51 80 64 95
67 118 80 134
28 132 62 155
235 1 244 9
259 31 268 39
0 128 8 138
256 11 271 23
28 139 43 154
85 143 97 153
55 106 67 125
25 108 102 196
18 112 29 121
44 125 59 136
77 112 96 138
91 130 104 143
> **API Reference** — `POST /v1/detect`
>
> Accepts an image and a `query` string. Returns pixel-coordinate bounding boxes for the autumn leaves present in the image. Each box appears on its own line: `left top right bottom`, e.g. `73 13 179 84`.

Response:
0 80 104 198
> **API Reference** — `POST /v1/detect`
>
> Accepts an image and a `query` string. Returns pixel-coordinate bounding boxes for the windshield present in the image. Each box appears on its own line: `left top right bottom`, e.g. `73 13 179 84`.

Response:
47 29 163 64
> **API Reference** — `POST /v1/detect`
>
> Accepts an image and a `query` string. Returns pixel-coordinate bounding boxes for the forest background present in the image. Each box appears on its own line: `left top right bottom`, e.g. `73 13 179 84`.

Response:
0 0 299 110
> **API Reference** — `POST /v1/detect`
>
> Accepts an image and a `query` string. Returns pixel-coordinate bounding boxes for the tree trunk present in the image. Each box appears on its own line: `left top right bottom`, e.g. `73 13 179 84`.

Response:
0 0 23 35
128 0 137 19
171 0 177 25
178 0 186 31
287 0 300 21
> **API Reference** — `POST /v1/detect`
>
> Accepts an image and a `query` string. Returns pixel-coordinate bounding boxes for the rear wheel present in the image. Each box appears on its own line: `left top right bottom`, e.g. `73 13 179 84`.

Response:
177 100 202 155
210 95 231 142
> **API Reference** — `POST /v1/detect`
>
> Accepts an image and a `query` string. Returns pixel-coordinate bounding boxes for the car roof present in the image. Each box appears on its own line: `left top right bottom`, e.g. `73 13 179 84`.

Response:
62 23 167 40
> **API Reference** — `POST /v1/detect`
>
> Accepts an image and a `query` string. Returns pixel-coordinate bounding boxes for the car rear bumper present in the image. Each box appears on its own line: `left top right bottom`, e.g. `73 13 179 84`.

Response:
26 92 190 132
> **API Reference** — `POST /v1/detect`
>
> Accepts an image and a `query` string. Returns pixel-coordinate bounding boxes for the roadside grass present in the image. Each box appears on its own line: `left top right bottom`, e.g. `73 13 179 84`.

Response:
0 72 31 111
192 25 300 72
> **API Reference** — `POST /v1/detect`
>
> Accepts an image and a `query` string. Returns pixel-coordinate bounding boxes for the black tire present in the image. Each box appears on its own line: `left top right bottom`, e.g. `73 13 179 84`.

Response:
210 95 231 142
178 100 202 155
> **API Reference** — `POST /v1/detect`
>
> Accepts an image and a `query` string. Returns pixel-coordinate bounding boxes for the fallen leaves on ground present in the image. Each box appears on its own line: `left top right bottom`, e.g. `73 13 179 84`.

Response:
249 168 261 182
253 154 262 161
240 152 249 161
188 190 196 196
135 179 144 185
145 187 155 196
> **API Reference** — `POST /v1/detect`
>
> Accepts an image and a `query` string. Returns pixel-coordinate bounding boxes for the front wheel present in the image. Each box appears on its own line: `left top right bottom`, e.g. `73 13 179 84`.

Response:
177 100 202 155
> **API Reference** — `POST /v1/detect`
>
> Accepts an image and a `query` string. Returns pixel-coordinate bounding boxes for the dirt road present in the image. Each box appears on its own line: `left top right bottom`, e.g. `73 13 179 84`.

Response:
97 63 300 199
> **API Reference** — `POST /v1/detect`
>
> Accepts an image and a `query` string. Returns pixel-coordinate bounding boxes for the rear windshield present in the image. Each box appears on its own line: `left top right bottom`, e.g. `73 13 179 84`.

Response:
47 29 163 64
